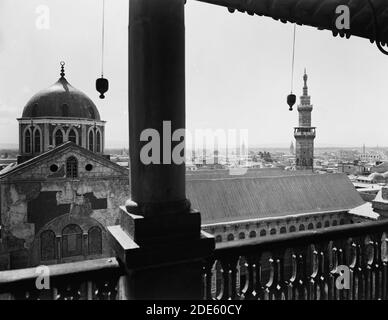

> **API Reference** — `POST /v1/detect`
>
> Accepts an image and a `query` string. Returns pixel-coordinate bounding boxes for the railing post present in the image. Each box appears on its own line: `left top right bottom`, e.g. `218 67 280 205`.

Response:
107 0 214 299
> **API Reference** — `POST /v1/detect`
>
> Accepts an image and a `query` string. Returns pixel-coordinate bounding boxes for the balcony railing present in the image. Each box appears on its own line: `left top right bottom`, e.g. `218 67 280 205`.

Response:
294 128 316 137
0 257 123 300
1 220 388 300
201 220 388 300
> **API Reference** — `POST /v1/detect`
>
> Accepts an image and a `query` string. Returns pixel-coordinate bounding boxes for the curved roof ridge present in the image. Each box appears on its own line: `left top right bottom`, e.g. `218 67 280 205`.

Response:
21 75 101 121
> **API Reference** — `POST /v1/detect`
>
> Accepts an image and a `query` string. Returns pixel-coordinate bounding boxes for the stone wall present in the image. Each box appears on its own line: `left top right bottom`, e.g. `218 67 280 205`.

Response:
203 211 354 244
0 146 129 269
0 176 128 269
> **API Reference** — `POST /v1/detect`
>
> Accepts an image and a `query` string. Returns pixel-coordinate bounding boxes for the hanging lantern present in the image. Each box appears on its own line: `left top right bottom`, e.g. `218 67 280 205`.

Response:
96 77 109 99
96 0 108 99
287 93 296 111
287 24 297 112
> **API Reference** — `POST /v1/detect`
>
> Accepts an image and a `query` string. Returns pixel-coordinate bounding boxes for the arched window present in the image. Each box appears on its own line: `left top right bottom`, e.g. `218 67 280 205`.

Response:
270 228 277 235
68 129 77 144
238 232 245 240
62 224 83 258
260 229 266 237
66 156 78 178
308 223 314 230
299 224 305 231
280 227 287 234
227 234 234 241
324 221 330 228
96 130 101 153
215 235 222 243
340 219 345 225
34 129 41 153
25 129 31 153
332 220 338 226
55 129 64 146
88 226 102 255
249 230 257 238
40 230 56 261
316 222 322 229
289 225 296 233
88 130 94 151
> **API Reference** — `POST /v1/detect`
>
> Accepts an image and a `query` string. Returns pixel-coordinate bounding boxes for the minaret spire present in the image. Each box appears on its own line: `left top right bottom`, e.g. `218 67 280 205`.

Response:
60 61 66 78
303 68 308 96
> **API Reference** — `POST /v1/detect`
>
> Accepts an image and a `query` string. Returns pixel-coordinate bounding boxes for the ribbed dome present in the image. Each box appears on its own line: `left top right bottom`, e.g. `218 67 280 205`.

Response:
22 77 100 120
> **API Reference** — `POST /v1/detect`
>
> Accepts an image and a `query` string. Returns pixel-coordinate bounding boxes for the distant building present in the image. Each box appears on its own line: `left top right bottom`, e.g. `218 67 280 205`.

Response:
351 186 388 221
289 141 294 155
339 163 358 175
359 149 383 163
294 70 316 170
355 172 388 184
371 161 388 173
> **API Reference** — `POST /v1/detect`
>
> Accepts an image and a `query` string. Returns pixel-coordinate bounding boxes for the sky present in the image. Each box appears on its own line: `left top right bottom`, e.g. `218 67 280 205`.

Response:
0 0 387 149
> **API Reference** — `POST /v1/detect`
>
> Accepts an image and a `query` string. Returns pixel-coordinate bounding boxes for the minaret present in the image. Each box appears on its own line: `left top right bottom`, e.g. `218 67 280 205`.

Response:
294 70 316 170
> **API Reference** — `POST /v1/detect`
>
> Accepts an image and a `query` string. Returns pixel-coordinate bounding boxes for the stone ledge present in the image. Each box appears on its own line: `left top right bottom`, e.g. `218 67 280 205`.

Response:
119 206 202 246
108 226 214 270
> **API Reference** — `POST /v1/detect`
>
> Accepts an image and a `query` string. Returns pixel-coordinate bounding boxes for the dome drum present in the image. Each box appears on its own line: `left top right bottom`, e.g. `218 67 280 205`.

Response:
17 64 105 160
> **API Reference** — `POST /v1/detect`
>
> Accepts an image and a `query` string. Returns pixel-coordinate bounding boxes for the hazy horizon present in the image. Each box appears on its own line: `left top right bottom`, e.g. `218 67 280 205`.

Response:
0 141 385 151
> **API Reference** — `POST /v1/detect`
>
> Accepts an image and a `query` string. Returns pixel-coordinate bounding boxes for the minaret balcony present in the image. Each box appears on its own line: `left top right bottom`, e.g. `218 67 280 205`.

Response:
294 127 316 137
297 104 313 112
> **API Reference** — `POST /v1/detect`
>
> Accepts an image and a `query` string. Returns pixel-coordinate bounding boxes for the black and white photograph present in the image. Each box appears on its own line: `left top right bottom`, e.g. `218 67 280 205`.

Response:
0 0 388 310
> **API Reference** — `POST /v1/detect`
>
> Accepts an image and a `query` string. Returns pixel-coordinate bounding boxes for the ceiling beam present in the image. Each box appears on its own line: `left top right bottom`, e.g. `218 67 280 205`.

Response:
194 0 388 49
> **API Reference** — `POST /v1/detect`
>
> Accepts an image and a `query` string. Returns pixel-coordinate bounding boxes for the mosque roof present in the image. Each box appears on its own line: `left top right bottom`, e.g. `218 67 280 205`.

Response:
187 173 365 225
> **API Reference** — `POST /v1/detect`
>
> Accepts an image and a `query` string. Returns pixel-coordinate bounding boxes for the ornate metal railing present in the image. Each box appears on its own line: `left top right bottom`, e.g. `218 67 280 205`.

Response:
0 257 123 300
202 220 388 300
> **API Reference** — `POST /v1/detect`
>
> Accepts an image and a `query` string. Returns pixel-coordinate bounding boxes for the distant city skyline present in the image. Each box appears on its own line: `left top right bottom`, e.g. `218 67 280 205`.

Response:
1 141 388 151
1 0 387 149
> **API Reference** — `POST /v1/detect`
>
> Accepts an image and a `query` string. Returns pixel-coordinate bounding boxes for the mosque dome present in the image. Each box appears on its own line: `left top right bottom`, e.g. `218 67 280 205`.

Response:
21 63 100 121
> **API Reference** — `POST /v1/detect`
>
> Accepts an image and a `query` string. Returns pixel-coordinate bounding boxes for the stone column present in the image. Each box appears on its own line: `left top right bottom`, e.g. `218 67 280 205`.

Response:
18 122 23 154
108 0 214 299
127 0 187 216
83 233 88 258
81 125 87 149
43 123 50 152
56 236 62 263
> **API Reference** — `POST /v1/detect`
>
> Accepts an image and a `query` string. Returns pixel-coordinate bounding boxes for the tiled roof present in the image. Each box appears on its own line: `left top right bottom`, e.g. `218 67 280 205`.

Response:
187 173 365 225
186 168 312 180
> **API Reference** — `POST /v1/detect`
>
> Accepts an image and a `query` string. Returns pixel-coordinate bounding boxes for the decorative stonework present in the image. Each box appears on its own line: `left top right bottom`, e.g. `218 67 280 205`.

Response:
0 143 129 270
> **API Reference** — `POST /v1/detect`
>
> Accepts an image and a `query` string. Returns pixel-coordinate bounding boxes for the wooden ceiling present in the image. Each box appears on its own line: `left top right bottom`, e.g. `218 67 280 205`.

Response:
195 0 388 50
